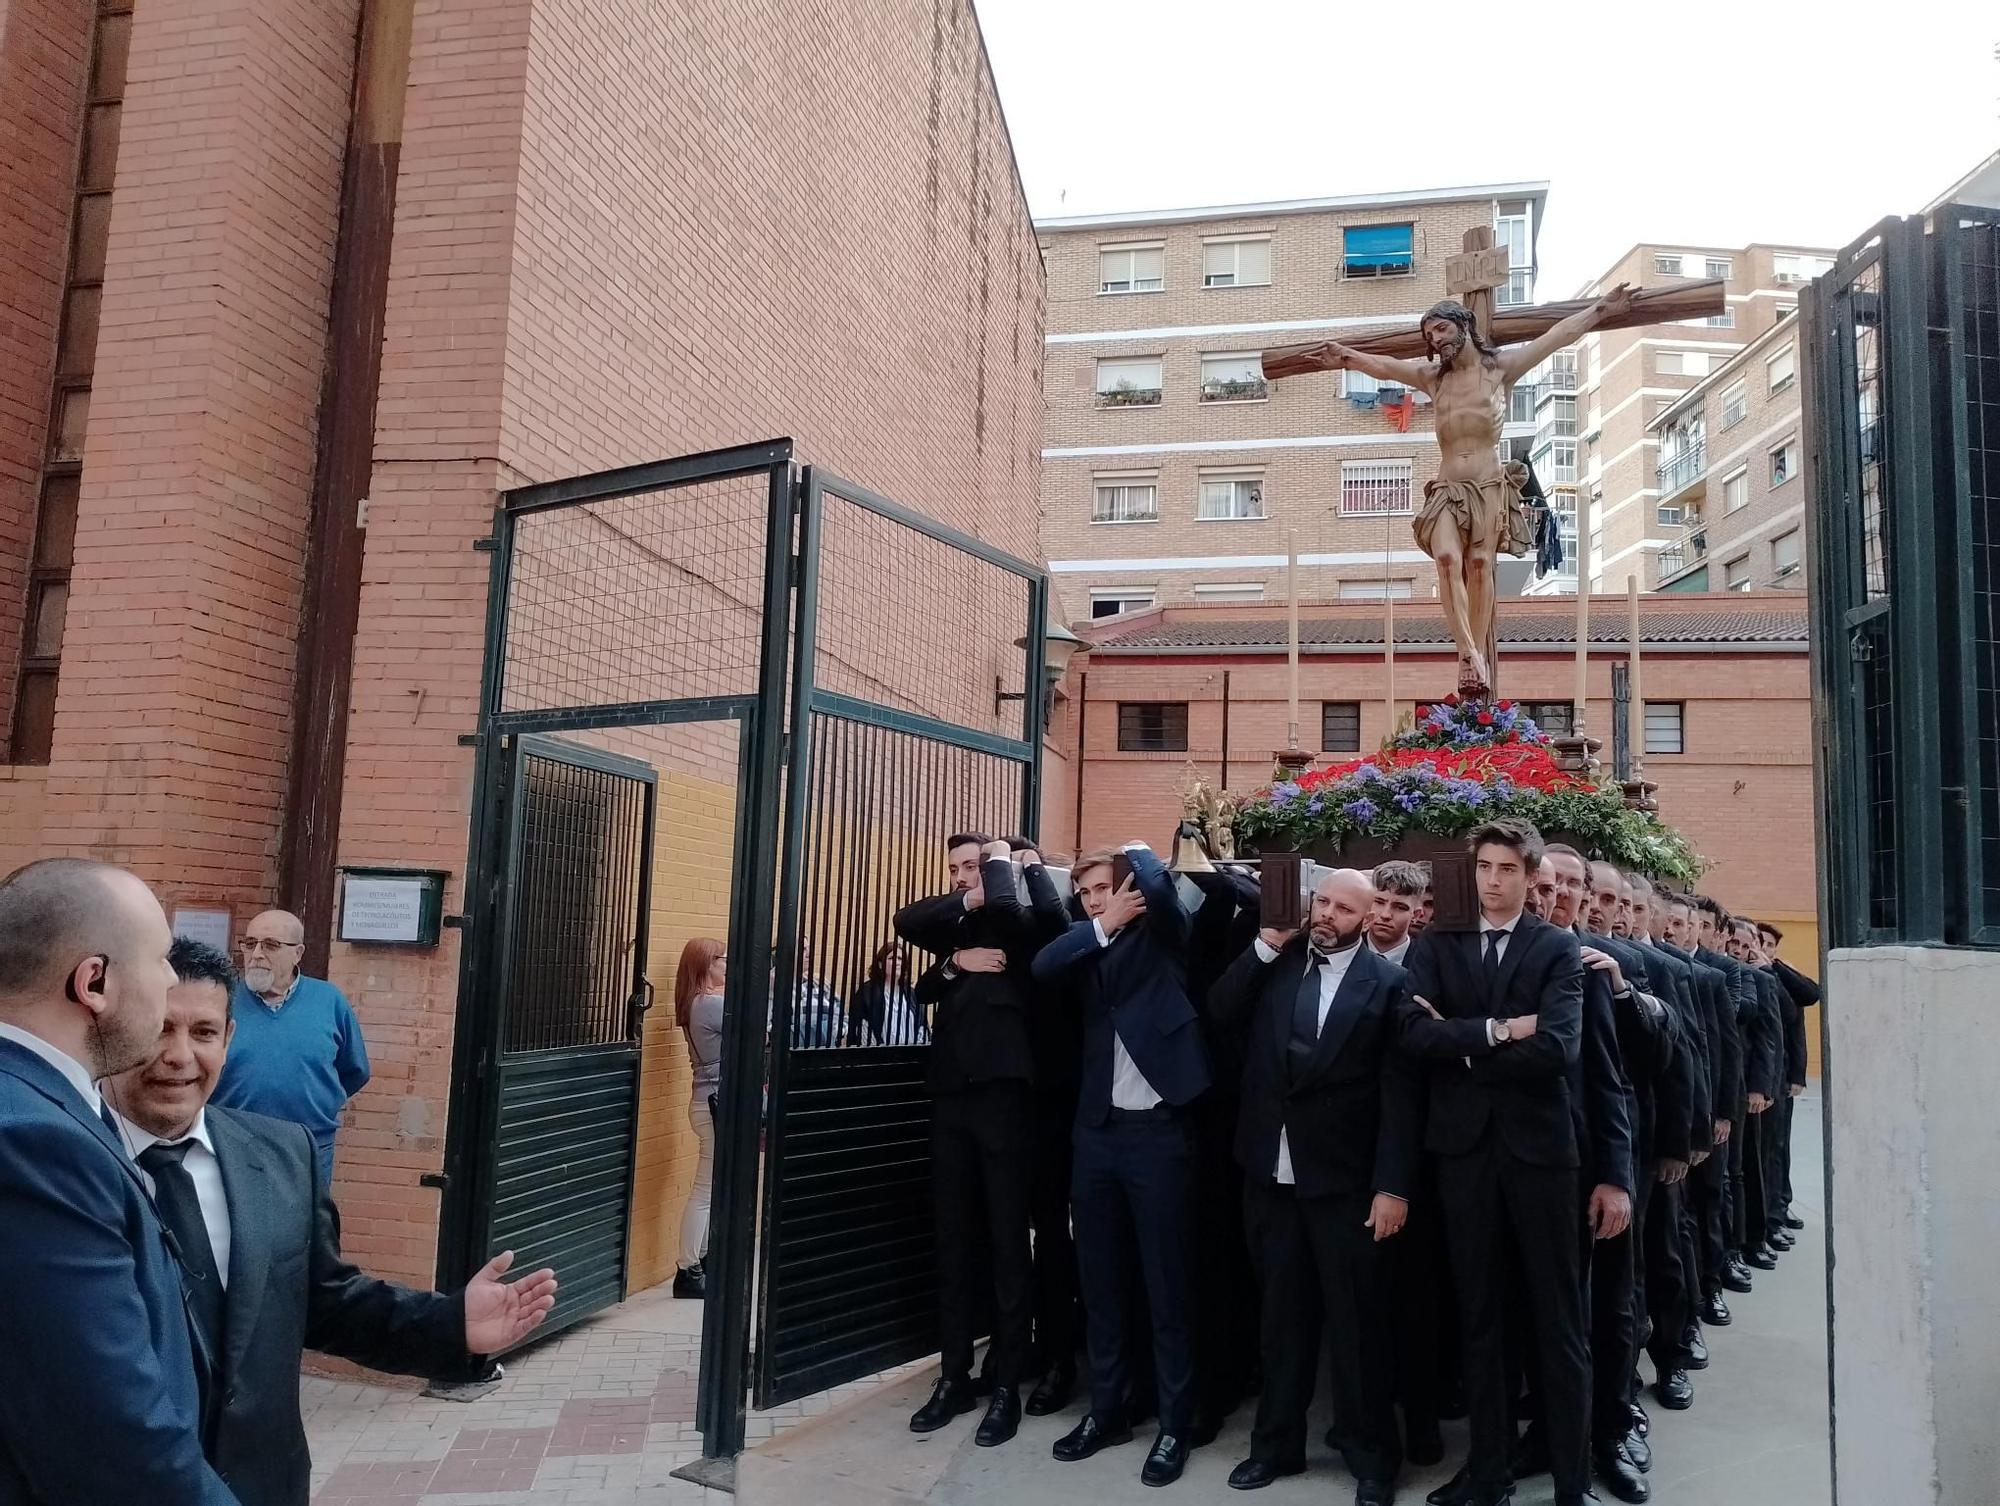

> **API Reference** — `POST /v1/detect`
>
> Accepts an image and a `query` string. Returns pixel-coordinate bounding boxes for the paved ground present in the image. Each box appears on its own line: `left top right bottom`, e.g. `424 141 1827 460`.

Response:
307 1093 1830 1505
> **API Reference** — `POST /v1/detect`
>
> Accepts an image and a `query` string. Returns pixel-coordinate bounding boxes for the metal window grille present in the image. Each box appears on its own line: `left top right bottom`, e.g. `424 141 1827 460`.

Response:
1118 702 1189 752
1321 701 1360 752
1340 459 1414 516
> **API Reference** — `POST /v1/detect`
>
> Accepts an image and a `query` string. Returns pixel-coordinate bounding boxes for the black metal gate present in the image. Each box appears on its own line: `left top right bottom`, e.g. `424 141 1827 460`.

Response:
439 440 1046 1459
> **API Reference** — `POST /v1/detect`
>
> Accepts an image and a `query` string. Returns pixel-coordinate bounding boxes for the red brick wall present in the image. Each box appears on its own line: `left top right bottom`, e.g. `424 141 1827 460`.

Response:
331 0 1044 1285
0 0 94 736
32 0 359 906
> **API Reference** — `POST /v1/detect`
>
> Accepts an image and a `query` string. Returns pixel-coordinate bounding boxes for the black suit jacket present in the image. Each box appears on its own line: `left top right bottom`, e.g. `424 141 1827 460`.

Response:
895 855 1041 1094
1743 969 1785 1102
1570 931 1638 1193
1771 959 1818 1087
0 1039 233 1506
1032 849 1211 1126
1398 913 1585 1168
1693 946 1751 1117
1207 939 1421 1200
1588 932 1683 1165
205 1107 466 1506
1637 939 1708 1157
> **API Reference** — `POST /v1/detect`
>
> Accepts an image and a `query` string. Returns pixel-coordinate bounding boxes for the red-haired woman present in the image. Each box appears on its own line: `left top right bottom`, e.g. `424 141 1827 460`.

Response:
674 938 726 1299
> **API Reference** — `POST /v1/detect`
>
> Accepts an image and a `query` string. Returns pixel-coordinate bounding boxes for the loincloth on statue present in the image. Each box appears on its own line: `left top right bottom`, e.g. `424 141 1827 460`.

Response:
1413 462 1534 559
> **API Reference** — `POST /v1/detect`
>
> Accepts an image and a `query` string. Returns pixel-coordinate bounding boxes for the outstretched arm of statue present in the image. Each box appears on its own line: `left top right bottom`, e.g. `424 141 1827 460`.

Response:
1498 281 1637 384
1292 340 1435 391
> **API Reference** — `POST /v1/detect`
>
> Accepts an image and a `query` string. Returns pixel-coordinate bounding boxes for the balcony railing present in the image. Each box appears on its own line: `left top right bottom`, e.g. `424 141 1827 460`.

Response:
1542 366 1579 391
1656 526 1709 579
1657 442 1707 497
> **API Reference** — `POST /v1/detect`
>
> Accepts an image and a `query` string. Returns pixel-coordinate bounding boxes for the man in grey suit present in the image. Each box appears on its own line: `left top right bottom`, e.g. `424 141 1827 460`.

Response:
102 939 559 1506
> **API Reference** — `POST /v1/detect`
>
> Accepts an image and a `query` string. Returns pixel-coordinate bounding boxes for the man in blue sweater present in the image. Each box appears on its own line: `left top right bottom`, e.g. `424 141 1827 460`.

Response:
210 910 369 1183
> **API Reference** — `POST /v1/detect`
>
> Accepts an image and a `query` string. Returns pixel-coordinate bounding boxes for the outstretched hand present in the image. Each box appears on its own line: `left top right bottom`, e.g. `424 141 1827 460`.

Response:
1593 281 1636 321
463 1250 559 1356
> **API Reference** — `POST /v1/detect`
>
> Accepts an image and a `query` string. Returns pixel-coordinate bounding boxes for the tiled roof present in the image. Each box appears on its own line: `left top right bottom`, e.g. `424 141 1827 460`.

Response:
1093 608 1809 652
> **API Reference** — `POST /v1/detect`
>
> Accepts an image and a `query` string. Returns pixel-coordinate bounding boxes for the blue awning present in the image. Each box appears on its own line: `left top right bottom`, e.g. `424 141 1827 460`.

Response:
1345 224 1413 266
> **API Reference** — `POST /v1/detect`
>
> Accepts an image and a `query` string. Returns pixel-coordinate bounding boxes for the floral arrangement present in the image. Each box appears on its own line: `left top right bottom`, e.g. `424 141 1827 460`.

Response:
1232 696 1705 882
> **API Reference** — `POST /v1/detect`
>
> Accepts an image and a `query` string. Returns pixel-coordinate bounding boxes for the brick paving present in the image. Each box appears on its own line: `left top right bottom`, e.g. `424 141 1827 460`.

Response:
303 1281 925 1504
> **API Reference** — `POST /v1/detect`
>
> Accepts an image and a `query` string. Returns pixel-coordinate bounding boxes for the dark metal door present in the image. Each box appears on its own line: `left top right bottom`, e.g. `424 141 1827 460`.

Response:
475 734 657 1336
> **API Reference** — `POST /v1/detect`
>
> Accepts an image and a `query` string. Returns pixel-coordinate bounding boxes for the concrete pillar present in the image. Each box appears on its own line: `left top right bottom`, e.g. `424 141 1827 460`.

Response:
1826 945 2000 1505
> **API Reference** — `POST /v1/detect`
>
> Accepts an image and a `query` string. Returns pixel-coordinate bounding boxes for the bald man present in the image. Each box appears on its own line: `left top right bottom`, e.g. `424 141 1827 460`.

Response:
0 858 236 1503
210 910 368 1183
1207 868 1421 1500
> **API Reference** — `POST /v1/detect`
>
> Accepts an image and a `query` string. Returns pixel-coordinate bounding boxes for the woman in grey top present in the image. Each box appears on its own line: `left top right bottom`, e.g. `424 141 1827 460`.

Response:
674 938 726 1298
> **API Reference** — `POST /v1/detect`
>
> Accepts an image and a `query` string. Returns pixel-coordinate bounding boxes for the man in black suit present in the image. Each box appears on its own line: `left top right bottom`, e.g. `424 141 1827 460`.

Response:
1757 921 1816 1231
1207 868 1419 1505
1033 845 1211 1487
0 859 234 1505
1664 895 1745 1331
897 835 1044 1446
1690 896 1768 1284
1397 819 1591 1506
1726 919 1792 1261
100 938 558 1506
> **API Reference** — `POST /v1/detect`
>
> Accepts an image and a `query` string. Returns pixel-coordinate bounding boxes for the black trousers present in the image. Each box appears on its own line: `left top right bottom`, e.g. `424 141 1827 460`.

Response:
1029 1089 1081 1370
1589 1221 1639 1447
1189 1090 1257 1418
1740 1109 1772 1253
1438 1139 1590 1497
932 1081 1035 1386
1688 1142 1729 1294
1646 1176 1694 1371
1778 1091 1798 1210
1392 1160 1455 1432
1072 1110 1196 1431
1242 1177 1403 1480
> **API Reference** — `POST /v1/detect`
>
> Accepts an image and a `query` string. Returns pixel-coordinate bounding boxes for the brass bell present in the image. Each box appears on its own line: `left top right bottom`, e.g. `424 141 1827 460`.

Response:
1170 820 1217 874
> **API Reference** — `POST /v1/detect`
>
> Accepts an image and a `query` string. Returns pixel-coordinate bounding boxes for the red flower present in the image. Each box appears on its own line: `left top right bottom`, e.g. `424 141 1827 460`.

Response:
1443 692 1460 707
1476 711 1495 726
1498 699 1515 712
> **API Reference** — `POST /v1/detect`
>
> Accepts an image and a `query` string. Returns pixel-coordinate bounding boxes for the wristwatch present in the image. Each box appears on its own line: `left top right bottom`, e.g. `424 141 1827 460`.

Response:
1490 1017 1513 1045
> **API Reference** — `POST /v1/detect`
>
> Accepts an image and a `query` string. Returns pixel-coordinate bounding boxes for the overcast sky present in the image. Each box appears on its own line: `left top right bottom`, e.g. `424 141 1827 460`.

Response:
975 0 1998 296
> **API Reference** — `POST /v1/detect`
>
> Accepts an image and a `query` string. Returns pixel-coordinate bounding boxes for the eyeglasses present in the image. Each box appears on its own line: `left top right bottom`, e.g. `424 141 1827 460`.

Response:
239 938 304 953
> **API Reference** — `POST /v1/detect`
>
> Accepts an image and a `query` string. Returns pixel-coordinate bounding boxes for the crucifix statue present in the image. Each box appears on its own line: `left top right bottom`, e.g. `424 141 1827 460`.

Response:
1262 228 1724 697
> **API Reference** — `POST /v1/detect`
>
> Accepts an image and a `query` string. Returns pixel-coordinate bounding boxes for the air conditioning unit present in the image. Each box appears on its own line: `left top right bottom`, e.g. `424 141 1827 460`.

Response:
1774 271 1806 286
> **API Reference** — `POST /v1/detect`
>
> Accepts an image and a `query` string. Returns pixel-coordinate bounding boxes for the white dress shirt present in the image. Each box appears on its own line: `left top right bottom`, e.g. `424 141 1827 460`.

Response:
1093 917 1164 1111
1479 912 1526 1049
1370 935 1412 966
1252 936 1362 1184
113 1107 232 1287
0 1021 102 1116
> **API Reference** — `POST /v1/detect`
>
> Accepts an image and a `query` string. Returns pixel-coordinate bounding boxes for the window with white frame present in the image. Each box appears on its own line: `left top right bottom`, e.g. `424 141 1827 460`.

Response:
1202 236 1271 288
1344 223 1415 277
1091 473 1159 523
1705 309 1736 328
1657 349 1687 376
1344 368 1380 397
1199 352 1267 403
1496 201 1533 305
1724 468 1749 512
1773 253 1832 286
1723 555 1752 591
1339 458 1415 515
1720 380 1748 429
1540 439 1578 484
1096 355 1163 407
1773 529 1801 576
1644 701 1685 755
1769 441 1798 487
1767 344 1796 394
1706 257 1733 280
1192 582 1266 602
1654 254 1684 275
1089 587 1156 618
1337 578 1416 601
1099 243 1164 294
1196 472 1265 520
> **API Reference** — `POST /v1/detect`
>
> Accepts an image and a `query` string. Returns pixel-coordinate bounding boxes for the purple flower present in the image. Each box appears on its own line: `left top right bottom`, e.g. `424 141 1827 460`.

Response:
1271 780 1301 805
1343 797 1380 823
1394 790 1423 812
1306 797 1324 815
1356 763 1384 783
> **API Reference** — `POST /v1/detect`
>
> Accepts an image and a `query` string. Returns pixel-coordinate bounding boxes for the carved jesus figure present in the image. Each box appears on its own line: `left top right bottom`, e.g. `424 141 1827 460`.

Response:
1306 285 1633 695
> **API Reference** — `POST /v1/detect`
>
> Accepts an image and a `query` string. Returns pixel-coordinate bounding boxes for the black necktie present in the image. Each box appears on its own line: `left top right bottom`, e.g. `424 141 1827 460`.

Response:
1290 956 1324 1058
139 1141 224 1355
1483 928 1508 985
98 1098 123 1142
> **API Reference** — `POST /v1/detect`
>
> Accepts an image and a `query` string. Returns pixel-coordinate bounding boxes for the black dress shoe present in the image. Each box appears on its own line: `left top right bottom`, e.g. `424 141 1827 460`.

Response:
1654 1369 1694 1410
1720 1265 1755 1294
1142 1432 1189 1487
1426 1466 1479 1506
1406 1416 1446 1468
1594 1439 1650 1503
1628 1400 1650 1438
1783 1210 1806 1230
1745 1246 1779 1270
1053 1412 1134 1462
1025 1360 1075 1417
1700 1292 1734 1326
1228 1456 1306 1491
1622 1427 1652 1473
1683 1329 1710 1370
1356 1479 1395 1506
910 1375 979 1433
1768 1229 1796 1251
671 1265 705 1299
974 1386 1021 1447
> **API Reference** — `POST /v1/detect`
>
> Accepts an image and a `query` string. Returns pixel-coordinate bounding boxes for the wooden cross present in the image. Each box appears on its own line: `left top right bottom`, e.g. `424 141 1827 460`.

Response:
1443 226 1513 344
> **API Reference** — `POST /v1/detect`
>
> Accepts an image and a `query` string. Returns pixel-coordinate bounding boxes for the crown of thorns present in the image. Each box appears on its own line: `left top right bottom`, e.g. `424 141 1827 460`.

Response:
1421 300 1494 358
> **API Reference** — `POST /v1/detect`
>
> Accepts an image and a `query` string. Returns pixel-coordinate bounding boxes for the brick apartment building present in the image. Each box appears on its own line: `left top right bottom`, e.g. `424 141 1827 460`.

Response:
1034 183 1551 621
0 0 1042 1295
1543 242 1833 596
1039 592 1821 980
1650 311 1810 593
